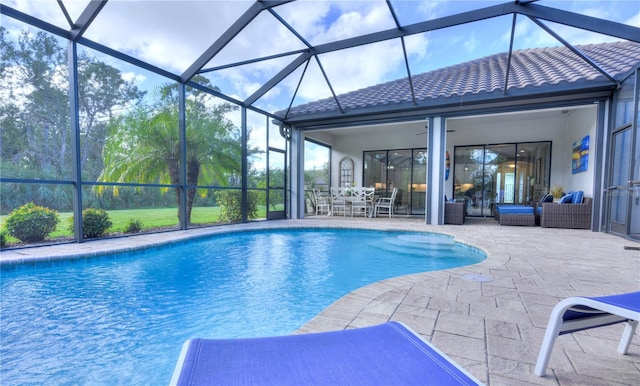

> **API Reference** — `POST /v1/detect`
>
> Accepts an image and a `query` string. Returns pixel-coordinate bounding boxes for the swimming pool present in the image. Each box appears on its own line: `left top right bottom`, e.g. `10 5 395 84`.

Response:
0 228 485 385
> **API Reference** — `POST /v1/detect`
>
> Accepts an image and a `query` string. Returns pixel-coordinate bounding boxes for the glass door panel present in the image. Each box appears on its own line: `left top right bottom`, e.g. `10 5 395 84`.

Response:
488 144 516 214
608 127 631 234
515 142 550 204
456 146 484 216
410 149 427 215
364 151 387 194
388 150 412 214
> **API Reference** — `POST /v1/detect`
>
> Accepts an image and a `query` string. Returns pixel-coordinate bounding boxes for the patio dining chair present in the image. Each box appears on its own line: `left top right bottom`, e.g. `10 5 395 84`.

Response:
312 188 330 216
329 187 347 216
350 188 369 217
364 187 376 216
374 187 398 218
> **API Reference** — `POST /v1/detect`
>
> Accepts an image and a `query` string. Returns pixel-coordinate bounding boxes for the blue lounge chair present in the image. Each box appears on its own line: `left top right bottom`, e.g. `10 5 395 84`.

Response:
170 321 483 385
535 291 640 376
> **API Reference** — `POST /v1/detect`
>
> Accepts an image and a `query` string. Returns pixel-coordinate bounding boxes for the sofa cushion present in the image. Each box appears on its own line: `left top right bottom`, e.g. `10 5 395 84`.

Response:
572 190 584 204
497 206 534 215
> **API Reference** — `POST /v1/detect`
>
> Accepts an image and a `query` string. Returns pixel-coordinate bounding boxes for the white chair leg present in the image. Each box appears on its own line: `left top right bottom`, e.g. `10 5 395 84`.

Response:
617 320 638 354
535 305 567 376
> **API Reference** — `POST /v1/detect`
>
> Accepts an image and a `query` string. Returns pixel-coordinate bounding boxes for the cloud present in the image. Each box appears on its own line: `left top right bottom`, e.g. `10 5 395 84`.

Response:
463 34 479 54
627 11 640 29
121 72 147 86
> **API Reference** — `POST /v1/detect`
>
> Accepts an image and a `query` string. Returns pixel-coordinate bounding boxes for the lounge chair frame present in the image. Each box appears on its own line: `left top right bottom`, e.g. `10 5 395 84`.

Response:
535 292 640 376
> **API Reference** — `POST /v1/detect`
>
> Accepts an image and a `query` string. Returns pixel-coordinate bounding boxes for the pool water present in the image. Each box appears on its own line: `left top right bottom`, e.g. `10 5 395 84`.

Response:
0 228 485 385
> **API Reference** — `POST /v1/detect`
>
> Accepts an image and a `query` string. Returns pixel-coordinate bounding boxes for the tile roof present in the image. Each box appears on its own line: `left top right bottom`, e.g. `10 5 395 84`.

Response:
282 41 640 120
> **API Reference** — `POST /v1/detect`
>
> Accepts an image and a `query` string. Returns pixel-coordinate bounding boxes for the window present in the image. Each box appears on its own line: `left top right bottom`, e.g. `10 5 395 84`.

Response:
339 157 354 187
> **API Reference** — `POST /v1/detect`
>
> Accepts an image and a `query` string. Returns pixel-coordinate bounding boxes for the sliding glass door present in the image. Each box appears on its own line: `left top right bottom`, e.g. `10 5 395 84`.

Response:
363 148 427 215
454 142 551 217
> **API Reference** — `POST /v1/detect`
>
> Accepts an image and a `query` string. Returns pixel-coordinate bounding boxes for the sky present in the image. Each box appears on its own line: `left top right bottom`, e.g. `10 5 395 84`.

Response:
4 1 639 111
2 0 639 170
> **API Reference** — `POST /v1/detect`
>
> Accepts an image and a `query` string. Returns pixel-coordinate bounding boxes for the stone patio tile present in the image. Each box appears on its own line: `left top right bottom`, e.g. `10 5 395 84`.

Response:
481 285 522 300
431 330 486 362
372 287 409 303
394 303 439 320
573 330 639 358
496 297 527 312
435 311 485 340
482 276 517 289
470 301 530 325
360 299 400 316
561 349 640 385
400 294 430 310
447 354 489 385
427 296 470 314
349 312 390 328
487 334 539 364
554 372 633 386
485 319 521 340
488 357 558 385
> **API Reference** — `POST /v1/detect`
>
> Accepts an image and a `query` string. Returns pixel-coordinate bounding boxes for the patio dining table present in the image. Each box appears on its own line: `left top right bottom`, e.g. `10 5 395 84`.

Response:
341 187 377 217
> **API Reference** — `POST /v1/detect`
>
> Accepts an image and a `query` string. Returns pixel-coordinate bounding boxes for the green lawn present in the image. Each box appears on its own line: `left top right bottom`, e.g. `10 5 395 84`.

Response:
1 206 270 243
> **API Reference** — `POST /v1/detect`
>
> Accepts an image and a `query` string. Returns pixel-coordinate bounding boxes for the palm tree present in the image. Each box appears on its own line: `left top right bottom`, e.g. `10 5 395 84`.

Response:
97 80 241 224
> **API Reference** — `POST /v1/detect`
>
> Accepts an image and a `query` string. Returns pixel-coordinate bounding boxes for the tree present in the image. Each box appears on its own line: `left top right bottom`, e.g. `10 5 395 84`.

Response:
77 57 146 180
97 78 243 224
0 27 144 211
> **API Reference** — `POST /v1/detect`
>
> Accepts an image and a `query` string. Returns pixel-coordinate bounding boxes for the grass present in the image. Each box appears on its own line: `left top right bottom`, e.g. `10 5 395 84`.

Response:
1 206 274 245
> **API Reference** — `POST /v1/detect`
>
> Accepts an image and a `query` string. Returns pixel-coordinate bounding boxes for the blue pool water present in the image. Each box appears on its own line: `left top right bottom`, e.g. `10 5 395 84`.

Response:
0 228 485 385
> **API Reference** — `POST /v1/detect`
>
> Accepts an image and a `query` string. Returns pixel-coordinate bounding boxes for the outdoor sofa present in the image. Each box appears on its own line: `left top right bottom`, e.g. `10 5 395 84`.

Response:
540 194 592 229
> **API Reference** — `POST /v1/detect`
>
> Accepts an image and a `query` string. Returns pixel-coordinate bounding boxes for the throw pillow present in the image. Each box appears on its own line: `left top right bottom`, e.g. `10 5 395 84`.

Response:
541 194 554 203
572 190 584 204
559 192 574 203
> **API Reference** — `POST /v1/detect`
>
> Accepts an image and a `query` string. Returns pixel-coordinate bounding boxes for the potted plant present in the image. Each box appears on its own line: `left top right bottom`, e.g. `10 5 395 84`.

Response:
549 184 565 202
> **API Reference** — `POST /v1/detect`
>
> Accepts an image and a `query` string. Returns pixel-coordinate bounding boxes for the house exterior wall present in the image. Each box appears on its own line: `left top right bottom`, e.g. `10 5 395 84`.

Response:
560 108 597 198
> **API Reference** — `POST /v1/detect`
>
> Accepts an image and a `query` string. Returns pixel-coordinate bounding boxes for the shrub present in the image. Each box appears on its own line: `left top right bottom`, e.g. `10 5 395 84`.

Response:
0 228 7 247
4 202 59 243
215 190 259 223
69 208 112 239
123 218 143 234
